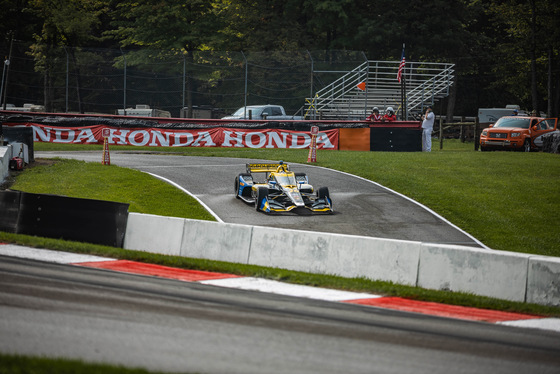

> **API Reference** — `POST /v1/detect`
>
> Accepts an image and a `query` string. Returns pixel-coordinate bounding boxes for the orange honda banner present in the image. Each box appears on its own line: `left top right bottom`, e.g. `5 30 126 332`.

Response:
339 128 370 151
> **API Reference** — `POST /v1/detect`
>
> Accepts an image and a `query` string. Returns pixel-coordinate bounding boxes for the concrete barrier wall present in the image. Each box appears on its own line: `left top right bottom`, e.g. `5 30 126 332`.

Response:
123 213 184 256
123 213 560 306
417 244 530 302
249 226 420 285
180 218 252 264
527 256 560 305
0 145 13 182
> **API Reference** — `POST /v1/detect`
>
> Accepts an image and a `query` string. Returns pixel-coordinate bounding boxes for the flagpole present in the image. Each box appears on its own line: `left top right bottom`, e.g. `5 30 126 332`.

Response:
400 43 406 120
403 43 407 120
402 69 407 120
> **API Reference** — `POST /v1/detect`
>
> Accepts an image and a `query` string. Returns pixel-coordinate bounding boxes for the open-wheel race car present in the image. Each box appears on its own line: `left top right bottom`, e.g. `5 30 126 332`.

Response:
234 161 333 214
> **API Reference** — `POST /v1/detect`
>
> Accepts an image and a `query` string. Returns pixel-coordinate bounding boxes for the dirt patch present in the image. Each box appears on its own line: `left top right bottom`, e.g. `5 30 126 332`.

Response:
0 158 56 190
26 158 56 169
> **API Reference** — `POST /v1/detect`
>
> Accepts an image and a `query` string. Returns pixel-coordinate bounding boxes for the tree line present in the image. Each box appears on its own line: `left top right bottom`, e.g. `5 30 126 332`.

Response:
1 0 559 117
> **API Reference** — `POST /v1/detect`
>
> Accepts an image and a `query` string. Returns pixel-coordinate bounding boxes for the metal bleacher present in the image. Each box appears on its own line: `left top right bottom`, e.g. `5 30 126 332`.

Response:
304 60 454 120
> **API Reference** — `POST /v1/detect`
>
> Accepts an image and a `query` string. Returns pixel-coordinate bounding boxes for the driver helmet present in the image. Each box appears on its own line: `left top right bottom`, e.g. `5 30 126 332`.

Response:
386 107 394 114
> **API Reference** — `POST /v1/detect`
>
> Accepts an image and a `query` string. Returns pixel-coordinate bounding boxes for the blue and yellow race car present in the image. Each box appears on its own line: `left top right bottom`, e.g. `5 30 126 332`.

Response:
234 161 333 214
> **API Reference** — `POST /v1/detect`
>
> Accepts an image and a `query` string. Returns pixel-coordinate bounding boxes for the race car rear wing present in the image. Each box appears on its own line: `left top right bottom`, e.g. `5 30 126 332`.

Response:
246 162 290 173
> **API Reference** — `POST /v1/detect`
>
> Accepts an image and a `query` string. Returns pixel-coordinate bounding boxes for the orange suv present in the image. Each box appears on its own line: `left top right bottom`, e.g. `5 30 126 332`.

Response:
480 116 558 152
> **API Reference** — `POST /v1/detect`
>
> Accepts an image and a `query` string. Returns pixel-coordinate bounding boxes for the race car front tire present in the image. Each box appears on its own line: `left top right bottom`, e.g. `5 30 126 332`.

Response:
255 187 269 212
317 186 330 200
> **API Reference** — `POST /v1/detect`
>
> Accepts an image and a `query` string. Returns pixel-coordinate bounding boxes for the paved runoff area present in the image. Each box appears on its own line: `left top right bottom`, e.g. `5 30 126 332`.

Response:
2 243 559 333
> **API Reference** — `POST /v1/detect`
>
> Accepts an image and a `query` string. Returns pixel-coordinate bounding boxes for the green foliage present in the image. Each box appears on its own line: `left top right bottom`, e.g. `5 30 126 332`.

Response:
110 0 220 51
483 0 560 113
27 0 107 46
2 0 560 116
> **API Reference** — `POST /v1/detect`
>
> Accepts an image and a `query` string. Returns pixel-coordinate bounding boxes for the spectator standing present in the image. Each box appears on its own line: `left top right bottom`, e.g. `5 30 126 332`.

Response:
366 107 383 122
421 106 435 152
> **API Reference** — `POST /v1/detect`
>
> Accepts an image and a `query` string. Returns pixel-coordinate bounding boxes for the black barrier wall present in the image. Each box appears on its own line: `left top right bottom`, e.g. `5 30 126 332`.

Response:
0 190 20 233
370 127 422 151
0 190 129 247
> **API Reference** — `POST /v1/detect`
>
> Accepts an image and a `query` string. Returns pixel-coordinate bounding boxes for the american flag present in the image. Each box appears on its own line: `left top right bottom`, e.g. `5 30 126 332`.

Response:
397 47 405 83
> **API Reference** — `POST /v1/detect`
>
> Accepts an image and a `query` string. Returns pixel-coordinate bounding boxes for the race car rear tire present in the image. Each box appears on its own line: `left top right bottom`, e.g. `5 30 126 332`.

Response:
236 173 253 199
255 187 269 212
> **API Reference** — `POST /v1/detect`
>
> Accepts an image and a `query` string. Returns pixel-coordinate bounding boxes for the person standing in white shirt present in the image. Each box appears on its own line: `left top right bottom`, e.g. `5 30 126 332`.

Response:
421 106 435 152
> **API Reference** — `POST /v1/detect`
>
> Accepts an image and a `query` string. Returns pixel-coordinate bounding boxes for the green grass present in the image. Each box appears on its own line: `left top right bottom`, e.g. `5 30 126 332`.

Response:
33 140 560 256
8 158 215 221
0 353 176 374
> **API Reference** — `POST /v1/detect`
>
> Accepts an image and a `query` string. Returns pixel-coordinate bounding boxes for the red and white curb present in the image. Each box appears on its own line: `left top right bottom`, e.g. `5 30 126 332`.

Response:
2 244 559 333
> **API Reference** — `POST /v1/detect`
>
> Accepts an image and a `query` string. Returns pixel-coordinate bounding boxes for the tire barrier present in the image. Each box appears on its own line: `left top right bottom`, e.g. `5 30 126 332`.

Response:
0 190 129 247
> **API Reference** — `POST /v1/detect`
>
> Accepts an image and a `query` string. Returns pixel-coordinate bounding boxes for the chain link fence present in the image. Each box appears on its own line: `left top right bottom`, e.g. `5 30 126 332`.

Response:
1 41 367 118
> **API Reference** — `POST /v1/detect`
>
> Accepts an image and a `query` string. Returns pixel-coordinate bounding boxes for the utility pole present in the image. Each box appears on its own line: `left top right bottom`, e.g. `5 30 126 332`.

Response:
1 31 14 110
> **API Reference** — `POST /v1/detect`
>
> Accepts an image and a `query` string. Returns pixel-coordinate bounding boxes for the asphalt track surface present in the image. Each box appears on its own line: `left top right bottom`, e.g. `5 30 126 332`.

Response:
2 255 560 374
36 151 485 247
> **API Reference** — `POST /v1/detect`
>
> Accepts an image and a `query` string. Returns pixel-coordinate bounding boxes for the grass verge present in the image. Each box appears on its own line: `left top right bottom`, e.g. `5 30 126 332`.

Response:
7 158 215 221
33 140 560 256
0 353 175 374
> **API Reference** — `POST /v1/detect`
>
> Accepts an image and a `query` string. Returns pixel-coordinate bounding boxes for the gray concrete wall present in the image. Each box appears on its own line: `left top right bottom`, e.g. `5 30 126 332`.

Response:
123 212 560 306
0 145 12 182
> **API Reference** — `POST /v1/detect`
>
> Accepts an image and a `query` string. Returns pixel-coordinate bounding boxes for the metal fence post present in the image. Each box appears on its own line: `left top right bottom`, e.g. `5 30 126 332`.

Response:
182 53 186 110
120 48 127 114
64 47 69 113
241 51 247 117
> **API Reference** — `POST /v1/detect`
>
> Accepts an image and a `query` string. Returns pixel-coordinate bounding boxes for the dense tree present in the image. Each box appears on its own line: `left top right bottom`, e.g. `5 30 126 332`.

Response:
2 0 559 117
0 0 41 108
26 0 108 112
109 0 223 115
213 0 311 51
484 0 560 115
